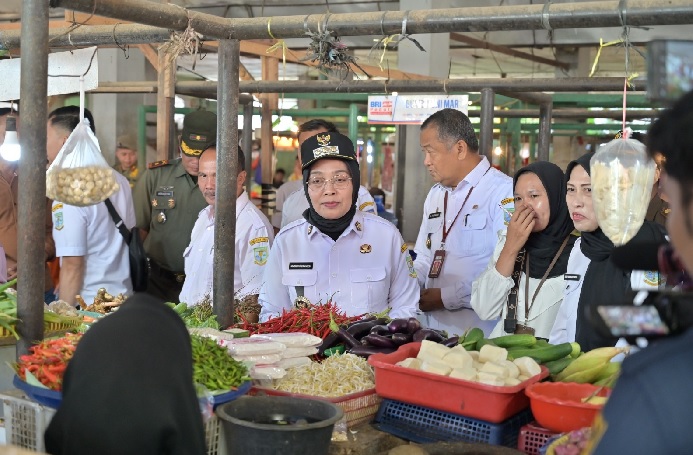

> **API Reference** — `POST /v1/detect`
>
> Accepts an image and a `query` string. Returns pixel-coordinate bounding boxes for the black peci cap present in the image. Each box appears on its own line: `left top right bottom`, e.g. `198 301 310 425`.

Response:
300 132 357 170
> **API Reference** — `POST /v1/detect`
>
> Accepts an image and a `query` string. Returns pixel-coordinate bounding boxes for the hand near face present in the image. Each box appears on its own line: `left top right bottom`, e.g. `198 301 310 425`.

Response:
505 204 535 254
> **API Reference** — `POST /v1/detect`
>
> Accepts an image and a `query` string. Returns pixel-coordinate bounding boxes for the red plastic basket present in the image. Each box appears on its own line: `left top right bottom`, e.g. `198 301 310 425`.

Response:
517 422 558 455
249 387 381 428
367 342 549 424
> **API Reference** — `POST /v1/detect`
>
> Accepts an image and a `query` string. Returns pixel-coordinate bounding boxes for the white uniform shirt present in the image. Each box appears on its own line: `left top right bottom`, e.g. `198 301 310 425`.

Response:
259 211 419 321
471 232 567 339
549 237 662 344
179 191 273 305
52 171 135 302
414 157 514 337
271 180 303 229
280 185 377 228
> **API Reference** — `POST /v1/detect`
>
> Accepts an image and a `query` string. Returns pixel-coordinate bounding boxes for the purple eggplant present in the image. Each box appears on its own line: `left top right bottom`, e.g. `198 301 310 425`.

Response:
412 328 445 343
346 318 388 339
387 318 410 334
406 317 422 334
391 332 412 346
369 325 391 336
363 333 397 348
329 313 360 348
442 336 460 348
317 332 341 356
348 345 396 358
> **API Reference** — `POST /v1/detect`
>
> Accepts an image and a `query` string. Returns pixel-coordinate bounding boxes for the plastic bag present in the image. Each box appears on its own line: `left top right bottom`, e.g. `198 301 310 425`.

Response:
590 136 655 245
46 118 119 206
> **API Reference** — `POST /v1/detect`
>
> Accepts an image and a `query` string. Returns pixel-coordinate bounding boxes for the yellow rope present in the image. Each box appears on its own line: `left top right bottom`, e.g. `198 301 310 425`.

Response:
589 38 623 77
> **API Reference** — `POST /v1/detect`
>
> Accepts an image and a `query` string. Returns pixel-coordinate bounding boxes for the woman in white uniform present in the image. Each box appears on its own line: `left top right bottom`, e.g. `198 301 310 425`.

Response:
258 132 419 320
472 161 576 339
549 153 666 350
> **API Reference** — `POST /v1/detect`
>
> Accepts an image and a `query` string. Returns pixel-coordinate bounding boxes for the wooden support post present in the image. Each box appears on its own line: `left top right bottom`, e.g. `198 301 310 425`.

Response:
156 47 175 160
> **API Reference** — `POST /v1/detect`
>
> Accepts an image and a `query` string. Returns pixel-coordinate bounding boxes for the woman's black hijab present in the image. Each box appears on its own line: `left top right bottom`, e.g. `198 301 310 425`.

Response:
566 153 666 351
300 132 360 241
45 293 207 455
514 161 576 279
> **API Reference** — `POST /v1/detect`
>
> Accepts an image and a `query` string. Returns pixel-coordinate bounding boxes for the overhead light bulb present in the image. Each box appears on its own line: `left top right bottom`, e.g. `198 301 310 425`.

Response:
493 146 503 156
0 116 21 162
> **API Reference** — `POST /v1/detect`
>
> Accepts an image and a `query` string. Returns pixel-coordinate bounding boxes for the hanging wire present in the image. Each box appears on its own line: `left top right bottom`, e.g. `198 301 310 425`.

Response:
49 2 97 45
47 47 98 78
368 10 426 71
112 23 130 59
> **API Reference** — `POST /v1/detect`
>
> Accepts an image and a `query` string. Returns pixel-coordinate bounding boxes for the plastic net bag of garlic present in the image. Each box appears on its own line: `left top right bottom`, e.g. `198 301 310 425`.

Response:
590 137 655 245
46 118 119 206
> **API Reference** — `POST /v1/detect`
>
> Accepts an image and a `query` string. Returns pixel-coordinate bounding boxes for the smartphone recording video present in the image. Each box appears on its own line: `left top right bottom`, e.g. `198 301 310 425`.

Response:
596 305 670 338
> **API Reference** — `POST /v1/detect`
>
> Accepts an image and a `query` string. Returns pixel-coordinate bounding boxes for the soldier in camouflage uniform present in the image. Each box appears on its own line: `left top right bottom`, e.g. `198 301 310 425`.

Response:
133 110 215 302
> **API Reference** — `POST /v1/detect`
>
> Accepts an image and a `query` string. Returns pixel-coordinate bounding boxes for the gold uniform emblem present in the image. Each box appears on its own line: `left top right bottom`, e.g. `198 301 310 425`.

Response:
360 244 372 254
151 199 158 207
307 226 313 234
317 134 331 146
355 221 362 232
168 198 176 209
157 212 167 223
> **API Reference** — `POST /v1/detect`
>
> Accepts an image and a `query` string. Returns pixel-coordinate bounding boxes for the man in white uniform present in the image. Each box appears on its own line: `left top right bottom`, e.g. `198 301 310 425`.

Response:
47 107 135 304
276 119 376 230
259 132 418 320
414 108 513 336
179 145 273 305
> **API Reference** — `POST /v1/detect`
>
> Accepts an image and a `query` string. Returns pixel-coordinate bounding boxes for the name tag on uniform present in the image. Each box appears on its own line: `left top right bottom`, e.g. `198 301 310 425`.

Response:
289 262 313 270
564 274 581 281
428 212 441 219
156 190 173 197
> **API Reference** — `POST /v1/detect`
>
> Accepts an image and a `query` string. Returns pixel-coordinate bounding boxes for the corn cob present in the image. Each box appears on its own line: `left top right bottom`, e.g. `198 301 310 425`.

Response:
554 346 627 382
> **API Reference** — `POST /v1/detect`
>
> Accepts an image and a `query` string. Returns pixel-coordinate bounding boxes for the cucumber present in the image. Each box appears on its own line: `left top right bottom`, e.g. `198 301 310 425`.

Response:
491 334 537 349
533 339 551 348
544 356 574 375
507 342 573 363
474 338 498 352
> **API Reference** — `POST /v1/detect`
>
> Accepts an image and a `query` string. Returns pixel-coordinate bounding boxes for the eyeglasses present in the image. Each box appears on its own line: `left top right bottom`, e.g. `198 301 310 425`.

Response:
306 175 352 191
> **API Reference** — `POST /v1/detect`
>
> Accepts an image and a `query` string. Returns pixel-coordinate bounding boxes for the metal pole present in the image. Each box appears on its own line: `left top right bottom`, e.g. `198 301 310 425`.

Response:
214 39 239 329
242 102 253 197
394 126 407 235
0 24 172 49
235 78 638 93
479 88 495 162
48 0 693 40
537 101 553 161
468 108 661 119
16 0 48 355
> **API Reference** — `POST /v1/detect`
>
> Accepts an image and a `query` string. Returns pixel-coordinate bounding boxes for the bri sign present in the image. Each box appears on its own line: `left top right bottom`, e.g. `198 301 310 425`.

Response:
367 95 468 125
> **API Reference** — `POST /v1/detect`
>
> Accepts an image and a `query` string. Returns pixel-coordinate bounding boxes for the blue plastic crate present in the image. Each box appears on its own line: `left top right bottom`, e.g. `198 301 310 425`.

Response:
373 399 533 447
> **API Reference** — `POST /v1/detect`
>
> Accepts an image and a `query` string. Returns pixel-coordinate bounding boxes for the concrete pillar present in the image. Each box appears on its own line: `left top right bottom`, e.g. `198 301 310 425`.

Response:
550 47 592 166
88 48 147 166
396 0 451 243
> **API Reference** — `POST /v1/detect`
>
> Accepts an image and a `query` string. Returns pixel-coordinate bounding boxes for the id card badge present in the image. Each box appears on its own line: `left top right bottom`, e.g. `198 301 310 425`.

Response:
428 249 446 278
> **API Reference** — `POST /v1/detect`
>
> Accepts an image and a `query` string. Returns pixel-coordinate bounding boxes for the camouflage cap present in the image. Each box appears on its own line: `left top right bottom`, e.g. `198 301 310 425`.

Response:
300 131 357 170
180 110 217 157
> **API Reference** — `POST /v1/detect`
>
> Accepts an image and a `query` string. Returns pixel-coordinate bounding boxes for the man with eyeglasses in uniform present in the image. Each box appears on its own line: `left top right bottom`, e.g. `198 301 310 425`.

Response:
133 110 214 302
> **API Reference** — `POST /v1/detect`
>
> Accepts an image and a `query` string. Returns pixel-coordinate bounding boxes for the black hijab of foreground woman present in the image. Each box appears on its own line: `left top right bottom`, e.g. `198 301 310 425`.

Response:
513 161 576 279
44 293 207 455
